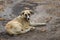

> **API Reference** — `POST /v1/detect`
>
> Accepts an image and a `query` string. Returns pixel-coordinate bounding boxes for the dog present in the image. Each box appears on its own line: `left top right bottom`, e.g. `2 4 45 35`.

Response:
5 8 35 35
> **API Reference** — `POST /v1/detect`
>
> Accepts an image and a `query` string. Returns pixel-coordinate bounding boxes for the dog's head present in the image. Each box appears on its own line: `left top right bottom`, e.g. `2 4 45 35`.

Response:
21 9 34 20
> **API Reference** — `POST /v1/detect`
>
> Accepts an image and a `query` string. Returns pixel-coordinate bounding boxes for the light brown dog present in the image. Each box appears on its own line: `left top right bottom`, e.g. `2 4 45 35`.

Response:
5 8 35 35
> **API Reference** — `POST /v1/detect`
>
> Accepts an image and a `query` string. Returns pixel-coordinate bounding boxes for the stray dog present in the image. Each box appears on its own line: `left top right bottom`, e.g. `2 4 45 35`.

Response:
5 8 35 35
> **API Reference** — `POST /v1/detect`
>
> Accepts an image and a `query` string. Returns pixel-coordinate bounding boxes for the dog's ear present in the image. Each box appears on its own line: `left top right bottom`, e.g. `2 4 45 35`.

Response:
30 10 34 14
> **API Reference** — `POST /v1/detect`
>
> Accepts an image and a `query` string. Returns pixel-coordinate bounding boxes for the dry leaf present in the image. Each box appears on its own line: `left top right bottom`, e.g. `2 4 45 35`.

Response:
0 18 5 21
0 5 4 11
45 16 52 23
40 27 46 32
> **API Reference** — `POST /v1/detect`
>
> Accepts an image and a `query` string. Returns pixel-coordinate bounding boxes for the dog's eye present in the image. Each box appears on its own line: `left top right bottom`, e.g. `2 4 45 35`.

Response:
28 14 30 16
25 14 27 16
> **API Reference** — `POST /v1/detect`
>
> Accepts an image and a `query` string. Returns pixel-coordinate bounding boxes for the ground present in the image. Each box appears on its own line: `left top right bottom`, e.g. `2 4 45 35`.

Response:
0 0 60 40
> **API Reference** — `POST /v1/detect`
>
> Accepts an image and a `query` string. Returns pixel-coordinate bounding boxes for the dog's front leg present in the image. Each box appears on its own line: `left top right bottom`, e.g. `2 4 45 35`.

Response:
29 26 35 31
30 22 46 26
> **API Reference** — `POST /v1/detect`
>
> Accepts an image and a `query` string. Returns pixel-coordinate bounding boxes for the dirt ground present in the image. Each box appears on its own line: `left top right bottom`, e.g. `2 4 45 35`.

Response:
0 0 60 40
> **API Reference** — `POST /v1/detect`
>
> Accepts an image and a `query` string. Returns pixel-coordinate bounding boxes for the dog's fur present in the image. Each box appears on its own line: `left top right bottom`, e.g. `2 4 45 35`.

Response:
5 9 35 35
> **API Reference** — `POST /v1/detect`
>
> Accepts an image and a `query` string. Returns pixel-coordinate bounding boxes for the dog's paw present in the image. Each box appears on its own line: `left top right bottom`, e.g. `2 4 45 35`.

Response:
30 27 35 31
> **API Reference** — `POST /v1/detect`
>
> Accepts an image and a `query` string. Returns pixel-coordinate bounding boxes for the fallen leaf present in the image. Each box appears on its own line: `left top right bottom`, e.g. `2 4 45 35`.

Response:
40 27 46 32
45 16 52 23
0 18 5 21
0 5 4 11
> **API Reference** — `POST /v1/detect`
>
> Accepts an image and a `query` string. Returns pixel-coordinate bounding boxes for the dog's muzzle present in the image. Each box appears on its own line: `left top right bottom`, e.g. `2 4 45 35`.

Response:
25 15 30 20
27 16 30 20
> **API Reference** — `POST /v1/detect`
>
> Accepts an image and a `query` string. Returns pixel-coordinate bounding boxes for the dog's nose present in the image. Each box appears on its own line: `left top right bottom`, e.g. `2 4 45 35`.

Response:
27 18 30 20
